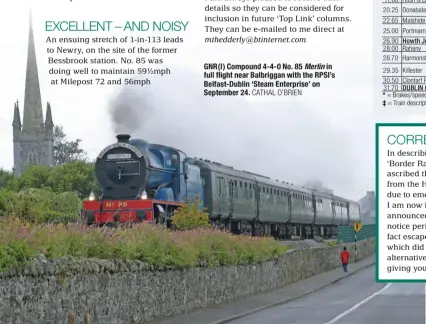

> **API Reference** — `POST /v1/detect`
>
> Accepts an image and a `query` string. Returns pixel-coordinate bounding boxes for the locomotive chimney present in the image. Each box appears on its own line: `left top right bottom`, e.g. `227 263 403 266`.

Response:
116 134 131 143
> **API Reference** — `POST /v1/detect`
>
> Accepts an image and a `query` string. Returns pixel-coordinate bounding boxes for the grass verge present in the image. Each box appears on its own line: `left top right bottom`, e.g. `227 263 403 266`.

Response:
0 217 289 272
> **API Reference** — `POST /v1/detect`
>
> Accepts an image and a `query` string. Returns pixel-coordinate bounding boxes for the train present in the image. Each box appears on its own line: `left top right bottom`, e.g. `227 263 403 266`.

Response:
82 134 361 239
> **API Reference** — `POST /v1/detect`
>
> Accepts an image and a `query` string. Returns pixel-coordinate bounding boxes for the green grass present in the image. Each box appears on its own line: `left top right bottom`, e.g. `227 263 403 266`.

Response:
0 217 289 272
325 240 341 247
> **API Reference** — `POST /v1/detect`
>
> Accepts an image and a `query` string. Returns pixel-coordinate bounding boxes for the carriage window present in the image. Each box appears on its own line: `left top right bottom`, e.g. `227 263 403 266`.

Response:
240 181 242 188
250 183 252 189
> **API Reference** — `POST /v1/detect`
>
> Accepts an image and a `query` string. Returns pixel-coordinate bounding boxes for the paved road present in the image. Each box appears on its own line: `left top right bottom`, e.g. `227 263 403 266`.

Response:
228 266 425 324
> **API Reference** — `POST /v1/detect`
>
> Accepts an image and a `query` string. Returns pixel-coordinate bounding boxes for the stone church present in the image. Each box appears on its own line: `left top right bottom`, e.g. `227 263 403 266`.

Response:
12 15 54 176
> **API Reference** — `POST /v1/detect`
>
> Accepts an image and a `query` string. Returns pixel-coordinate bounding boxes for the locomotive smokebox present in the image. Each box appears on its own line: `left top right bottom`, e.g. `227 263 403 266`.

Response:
116 134 131 143
95 135 149 200
95 137 176 200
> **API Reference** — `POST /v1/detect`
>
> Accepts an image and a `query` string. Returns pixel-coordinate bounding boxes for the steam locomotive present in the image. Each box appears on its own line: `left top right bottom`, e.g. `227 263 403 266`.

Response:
82 134 361 239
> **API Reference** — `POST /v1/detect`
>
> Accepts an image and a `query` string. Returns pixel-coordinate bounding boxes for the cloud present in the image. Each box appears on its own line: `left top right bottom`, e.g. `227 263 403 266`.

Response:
108 66 357 198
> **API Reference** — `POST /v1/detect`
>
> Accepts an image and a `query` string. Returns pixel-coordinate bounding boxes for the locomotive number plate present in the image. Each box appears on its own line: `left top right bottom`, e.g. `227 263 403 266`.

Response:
107 153 131 160
104 201 128 208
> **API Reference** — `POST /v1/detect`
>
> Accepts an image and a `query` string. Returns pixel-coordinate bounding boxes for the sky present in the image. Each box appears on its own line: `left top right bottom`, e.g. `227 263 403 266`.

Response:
0 0 421 201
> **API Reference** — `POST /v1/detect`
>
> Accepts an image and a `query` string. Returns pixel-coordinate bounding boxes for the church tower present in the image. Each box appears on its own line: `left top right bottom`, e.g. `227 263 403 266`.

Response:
12 14 54 176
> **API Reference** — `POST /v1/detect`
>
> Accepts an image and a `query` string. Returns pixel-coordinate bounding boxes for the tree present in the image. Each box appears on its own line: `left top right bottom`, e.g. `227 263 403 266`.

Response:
6 163 101 198
53 125 87 165
0 169 13 188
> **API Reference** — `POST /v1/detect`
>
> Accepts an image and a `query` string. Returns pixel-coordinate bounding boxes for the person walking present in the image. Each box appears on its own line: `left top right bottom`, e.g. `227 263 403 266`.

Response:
340 246 350 274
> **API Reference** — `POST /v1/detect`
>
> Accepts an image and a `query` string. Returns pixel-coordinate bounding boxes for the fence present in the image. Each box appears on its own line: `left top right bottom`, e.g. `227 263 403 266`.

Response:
337 224 376 243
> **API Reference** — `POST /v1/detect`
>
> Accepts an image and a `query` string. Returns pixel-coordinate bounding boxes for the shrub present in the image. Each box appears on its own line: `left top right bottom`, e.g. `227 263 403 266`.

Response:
0 188 81 224
171 196 210 230
0 217 288 272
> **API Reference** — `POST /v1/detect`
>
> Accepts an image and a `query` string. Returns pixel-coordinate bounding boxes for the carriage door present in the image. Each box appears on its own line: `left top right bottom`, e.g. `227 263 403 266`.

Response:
217 176 225 215
256 185 261 220
331 201 339 226
228 180 234 215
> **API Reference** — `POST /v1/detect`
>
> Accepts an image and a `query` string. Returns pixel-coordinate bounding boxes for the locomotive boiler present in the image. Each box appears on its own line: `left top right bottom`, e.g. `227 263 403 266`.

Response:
83 134 361 239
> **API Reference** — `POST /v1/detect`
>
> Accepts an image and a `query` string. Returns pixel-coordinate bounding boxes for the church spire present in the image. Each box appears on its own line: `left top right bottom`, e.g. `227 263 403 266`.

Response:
13 100 22 128
45 101 53 131
22 12 44 133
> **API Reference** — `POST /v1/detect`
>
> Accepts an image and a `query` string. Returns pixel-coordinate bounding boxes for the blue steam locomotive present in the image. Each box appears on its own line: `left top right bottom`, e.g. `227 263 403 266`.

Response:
83 134 361 239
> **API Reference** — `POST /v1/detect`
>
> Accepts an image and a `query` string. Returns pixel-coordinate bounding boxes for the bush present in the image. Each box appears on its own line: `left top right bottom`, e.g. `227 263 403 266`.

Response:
0 218 288 272
0 188 81 224
171 196 210 230
5 162 101 198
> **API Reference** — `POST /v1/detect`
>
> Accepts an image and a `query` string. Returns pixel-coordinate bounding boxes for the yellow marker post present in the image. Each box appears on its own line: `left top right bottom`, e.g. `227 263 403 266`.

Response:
353 222 362 261
353 221 362 232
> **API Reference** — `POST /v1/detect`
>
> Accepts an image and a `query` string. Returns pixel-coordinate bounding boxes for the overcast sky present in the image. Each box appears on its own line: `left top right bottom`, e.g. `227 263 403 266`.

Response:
0 0 419 200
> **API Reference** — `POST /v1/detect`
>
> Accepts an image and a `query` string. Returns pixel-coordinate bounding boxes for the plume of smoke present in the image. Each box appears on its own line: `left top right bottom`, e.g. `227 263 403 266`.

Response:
108 87 152 134
303 179 334 194
107 66 358 198
358 191 376 224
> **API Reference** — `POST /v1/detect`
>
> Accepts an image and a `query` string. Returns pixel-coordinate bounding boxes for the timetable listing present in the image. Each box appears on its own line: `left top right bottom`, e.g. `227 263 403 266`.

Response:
376 0 426 110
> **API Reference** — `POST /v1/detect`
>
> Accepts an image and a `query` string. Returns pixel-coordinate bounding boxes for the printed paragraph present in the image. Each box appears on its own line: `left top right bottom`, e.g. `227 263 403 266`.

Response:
378 125 426 280
45 34 183 87
204 0 352 44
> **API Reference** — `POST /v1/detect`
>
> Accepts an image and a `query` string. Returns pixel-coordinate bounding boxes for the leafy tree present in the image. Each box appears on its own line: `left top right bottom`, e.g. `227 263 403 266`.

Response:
0 169 13 188
53 125 87 165
7 162 101 198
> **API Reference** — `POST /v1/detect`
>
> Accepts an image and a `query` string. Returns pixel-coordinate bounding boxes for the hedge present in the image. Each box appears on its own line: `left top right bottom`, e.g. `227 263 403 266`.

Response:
0 188 81 224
